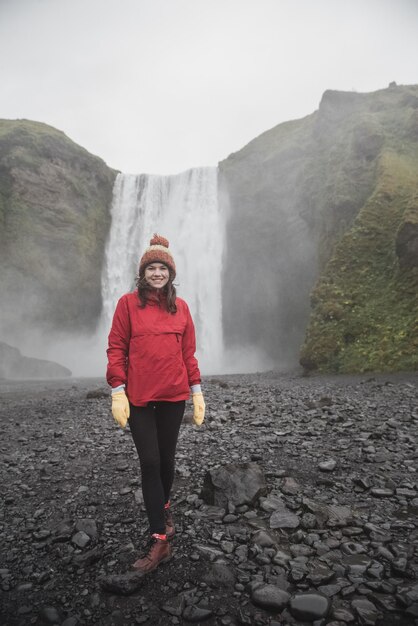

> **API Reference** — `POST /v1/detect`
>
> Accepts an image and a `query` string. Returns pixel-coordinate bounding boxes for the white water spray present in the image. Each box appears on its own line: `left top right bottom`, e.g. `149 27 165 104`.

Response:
100 167 224 373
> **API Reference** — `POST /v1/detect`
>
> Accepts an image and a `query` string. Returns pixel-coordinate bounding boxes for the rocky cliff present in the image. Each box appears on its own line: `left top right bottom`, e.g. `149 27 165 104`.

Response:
0 341 71 379
0 120 117 345
219 84 418 372
1 86 417 377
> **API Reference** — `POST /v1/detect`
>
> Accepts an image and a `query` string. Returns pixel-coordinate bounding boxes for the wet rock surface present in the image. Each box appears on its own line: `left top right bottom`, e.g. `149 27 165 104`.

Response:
0 372 417 625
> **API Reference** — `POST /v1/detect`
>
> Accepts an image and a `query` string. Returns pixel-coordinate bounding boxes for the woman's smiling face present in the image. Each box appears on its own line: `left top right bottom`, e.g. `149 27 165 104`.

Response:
144 263 170 289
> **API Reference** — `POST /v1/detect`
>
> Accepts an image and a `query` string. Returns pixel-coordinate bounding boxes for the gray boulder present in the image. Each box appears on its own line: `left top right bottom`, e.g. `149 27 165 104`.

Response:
289 592 330 621
200 462 267 507
251 584 290 611
100 571 146 595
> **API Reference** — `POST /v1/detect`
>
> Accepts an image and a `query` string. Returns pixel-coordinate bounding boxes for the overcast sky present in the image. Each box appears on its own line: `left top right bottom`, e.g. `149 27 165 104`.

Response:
1 0 417 174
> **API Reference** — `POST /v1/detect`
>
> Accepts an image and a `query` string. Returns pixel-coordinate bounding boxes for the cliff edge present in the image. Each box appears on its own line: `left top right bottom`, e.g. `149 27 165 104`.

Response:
0 119 117 342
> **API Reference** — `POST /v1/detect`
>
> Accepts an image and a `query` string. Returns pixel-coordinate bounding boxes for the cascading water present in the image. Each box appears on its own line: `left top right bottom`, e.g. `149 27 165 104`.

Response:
101 167 224 373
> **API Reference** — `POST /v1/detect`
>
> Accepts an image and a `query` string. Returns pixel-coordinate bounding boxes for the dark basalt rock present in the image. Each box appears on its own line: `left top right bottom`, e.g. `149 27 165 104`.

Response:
270 507 300 529
182 605 213 622
162 594 186 616
202 561 236 588
200 462 267 507
75 518 98 540
86 388 109 399
289 592 330 620
351 597 380 625
100 571 146 595
251 584 290 611
39 606 62 624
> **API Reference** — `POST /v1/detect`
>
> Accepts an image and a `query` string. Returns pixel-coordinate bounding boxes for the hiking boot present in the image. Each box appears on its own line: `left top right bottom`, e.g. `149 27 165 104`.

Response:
165 507 175 539
132 536 172 573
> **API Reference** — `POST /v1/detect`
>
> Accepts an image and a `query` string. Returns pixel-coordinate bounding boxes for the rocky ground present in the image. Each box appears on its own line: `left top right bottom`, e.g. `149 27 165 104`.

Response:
0 371 417 626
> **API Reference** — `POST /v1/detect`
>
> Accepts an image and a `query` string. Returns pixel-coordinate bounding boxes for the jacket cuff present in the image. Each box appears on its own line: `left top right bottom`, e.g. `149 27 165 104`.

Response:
112 384 126 394
191 384 202 394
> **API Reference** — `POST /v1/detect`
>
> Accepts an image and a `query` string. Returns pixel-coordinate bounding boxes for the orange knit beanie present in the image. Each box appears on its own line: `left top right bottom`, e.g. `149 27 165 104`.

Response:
139 234 176 278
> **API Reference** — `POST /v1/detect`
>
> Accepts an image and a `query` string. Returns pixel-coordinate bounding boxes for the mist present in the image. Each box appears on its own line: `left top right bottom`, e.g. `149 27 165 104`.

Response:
1 0 418 173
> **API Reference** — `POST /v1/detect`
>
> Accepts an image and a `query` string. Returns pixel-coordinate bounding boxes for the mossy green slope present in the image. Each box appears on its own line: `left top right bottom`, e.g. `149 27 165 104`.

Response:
0 119 117 337
300 148 418 373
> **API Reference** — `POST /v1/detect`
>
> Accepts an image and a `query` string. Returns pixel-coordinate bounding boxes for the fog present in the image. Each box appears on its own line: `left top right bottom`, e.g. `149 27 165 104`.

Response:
1 0 417 174
22 329 276 378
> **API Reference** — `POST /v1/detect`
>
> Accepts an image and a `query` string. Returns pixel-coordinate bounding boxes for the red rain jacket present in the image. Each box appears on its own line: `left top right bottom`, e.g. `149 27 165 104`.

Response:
106 291 201 406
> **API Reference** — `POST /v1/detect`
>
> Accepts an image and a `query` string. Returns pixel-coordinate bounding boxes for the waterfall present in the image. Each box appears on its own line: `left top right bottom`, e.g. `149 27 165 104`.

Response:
101 167 224 373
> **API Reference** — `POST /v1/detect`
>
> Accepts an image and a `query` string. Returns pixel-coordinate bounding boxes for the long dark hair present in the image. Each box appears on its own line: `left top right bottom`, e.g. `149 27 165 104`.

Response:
136 270 177 314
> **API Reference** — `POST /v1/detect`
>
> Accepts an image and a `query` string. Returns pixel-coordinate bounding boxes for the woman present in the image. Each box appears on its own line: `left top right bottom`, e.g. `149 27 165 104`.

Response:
106 234 205 574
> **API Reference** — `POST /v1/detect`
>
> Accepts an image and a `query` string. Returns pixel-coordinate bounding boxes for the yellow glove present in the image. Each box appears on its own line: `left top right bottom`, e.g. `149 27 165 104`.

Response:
192 392 205 426
111 390 130 428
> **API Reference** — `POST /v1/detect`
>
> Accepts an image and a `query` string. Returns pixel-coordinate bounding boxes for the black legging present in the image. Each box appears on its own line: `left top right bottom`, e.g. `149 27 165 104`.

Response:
129 401 185 534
